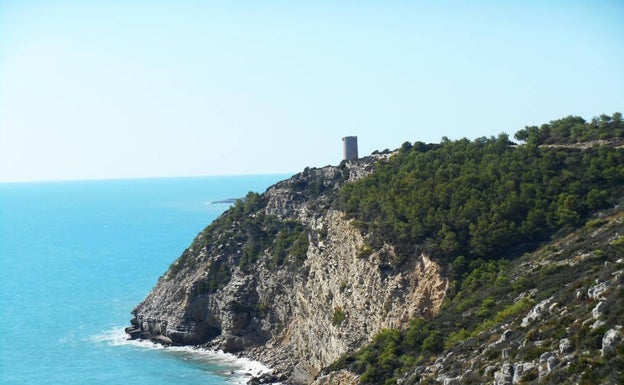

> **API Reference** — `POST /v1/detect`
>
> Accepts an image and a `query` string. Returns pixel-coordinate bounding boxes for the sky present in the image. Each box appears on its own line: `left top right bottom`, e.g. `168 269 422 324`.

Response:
0 1 623 183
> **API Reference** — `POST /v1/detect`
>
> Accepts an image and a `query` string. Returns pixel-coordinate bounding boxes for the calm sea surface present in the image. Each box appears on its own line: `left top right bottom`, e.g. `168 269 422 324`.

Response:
0 175 288 385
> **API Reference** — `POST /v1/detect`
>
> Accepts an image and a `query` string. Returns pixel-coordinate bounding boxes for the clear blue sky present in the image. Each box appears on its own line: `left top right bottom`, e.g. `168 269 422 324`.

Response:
1 1 622 182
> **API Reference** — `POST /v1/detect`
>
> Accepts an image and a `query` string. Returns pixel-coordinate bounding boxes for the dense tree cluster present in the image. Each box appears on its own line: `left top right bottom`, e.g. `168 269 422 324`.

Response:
515 113 623 145
338 113 624 266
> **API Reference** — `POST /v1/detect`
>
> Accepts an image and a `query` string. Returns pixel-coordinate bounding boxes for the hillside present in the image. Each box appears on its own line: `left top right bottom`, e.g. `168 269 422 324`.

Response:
126 113 624 384
322 205 624 385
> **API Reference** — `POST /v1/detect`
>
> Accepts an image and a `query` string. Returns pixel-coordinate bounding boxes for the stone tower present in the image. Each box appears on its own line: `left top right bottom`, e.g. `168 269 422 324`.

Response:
342 136 358 160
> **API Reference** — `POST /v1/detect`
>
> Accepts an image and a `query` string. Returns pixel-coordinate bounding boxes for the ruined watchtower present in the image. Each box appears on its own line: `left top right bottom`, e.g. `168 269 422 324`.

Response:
342 136 358 160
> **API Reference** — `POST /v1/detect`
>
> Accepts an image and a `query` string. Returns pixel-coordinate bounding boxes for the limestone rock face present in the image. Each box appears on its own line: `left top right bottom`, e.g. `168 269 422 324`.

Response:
602 327 623 357
127 156 448 384
311 370 359 385
493 363 514 385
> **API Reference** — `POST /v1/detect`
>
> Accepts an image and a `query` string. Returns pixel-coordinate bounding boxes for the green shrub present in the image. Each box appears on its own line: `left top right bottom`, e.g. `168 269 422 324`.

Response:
476 297 496 318
421 331 443 353
332 306 347 326
357 244 374 259
445 328 471 350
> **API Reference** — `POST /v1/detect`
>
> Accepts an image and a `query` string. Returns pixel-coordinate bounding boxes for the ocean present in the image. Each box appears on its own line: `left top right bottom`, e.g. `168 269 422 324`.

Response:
0 175 288 385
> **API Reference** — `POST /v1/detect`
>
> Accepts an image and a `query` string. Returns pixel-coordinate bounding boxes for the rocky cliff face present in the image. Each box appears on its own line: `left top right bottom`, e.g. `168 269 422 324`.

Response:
126 156 448 384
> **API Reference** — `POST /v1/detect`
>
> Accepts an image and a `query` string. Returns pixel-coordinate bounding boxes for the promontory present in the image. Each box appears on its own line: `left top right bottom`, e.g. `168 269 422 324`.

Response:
127 113 624 385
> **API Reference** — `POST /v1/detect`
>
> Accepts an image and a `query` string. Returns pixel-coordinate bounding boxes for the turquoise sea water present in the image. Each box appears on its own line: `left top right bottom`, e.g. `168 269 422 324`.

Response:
0 175 288 385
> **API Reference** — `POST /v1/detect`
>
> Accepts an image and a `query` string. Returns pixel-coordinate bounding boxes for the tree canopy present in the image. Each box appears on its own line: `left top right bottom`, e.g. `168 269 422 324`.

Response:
338 113 624 266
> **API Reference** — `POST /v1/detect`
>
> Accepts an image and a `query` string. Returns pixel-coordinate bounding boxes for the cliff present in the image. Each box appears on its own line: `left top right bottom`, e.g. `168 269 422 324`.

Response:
126 155 448 384
127 113 624 385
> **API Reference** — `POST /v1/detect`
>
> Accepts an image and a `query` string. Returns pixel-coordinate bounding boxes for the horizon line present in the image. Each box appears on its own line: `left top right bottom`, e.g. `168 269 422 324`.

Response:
0 171 297 185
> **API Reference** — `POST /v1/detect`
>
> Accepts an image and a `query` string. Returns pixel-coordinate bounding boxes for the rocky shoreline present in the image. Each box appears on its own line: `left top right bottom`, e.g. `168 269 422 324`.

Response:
124 322 281 384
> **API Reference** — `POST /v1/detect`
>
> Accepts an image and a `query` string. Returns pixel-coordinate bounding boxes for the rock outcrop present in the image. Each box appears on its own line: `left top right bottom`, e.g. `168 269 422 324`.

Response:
126 155 448 384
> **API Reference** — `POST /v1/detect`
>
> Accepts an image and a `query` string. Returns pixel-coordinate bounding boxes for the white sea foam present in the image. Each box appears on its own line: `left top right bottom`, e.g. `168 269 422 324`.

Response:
88 327 273 384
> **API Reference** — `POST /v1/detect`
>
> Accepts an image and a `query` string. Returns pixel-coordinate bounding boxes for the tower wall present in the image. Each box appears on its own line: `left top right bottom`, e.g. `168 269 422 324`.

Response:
342 136 358 160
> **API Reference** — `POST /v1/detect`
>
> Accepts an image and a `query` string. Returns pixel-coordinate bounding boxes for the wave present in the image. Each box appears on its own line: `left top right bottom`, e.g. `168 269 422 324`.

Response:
87 326 272 384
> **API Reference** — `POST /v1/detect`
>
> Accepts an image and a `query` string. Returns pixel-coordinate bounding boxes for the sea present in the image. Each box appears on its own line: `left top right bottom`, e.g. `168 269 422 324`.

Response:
0 175 289 385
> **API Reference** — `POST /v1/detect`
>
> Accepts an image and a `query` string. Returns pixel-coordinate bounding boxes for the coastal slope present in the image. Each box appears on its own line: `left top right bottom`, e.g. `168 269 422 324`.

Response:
127 155 448 384
128 113 624 384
